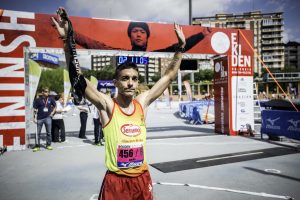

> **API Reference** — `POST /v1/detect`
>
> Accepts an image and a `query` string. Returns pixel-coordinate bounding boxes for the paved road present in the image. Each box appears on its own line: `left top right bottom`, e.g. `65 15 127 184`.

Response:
1 102 300 200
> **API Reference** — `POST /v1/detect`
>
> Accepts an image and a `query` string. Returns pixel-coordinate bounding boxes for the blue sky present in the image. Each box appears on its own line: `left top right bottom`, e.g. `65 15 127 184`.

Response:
1 0 300 42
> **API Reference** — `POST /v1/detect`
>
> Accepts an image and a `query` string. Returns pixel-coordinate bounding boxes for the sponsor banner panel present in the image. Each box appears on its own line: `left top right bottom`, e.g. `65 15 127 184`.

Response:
28 59 41 109
0 10 37 146
63 69 71 107
230 76 254 133
261 110 300 140
213 56 230 135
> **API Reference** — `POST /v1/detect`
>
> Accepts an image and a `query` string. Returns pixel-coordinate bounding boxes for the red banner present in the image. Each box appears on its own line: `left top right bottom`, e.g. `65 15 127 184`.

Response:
0 9 254 148
213 56 230 135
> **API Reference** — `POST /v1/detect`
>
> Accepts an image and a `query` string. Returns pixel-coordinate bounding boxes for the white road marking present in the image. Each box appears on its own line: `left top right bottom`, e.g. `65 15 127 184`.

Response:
264 169 281 174
56 144 91 149
89 194 98 200
196 152 264 163
148 141 262 146
153 182 294 199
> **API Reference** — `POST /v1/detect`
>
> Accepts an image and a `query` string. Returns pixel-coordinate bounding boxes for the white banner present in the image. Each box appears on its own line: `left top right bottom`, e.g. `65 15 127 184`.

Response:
231 76 254 132
63 69 71 107
28 59 41 109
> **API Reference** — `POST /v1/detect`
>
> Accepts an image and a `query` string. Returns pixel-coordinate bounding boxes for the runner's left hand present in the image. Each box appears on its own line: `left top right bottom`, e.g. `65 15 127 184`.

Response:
174 23 186 48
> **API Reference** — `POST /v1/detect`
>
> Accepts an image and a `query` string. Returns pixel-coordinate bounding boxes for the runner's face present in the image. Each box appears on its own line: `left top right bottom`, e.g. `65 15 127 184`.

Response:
115 69 139 97
130 27 148 47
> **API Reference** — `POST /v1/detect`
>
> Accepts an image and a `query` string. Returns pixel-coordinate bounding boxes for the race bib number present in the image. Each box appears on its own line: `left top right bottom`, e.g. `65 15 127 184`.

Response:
117 142 144 168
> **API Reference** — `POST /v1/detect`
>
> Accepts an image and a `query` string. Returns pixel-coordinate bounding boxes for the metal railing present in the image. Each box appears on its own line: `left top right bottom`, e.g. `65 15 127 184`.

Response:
264 72 300 82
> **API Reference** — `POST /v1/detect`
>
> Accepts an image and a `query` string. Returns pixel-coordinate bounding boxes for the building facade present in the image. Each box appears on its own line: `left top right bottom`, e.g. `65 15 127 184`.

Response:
193 11 285 76
285 41 300 70
91 55 160 83
91 55 114 71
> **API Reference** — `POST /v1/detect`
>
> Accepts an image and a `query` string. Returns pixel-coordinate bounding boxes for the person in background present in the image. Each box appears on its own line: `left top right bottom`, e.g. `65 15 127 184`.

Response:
91 104 103 146
33 87 56 152
77 100 91 139
51 94 66 143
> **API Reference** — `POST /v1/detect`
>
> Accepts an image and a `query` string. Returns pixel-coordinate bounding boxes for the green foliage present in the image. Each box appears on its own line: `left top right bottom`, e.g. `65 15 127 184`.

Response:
37 67 64 94
83 66 115 80
182 74 190 81
139 76 145 83
151 72 161 83
194 69 214 82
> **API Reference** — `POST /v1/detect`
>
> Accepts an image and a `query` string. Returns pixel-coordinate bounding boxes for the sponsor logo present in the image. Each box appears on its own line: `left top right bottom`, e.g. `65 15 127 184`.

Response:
287 119 300 132
238 102 246 107
238 88 247 93
30 53 38 60
119 161 143 168
99 82 114 87
214 61 227 78
266 117 280 130
215 62 221 72
42 53 58 64
149 184 153 192
121 124 141 136
211 32 230 54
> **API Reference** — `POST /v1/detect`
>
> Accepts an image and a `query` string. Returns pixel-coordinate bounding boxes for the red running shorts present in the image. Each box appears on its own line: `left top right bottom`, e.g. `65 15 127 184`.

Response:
98 170 153 200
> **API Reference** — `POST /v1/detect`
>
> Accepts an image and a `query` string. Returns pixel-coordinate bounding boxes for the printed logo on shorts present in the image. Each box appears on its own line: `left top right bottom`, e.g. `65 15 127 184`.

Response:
121 124 141 136
148 184 152 192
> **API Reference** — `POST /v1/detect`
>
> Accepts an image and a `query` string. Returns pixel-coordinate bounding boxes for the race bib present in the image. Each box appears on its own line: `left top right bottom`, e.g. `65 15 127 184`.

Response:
43 108 48 112
117 142 144 168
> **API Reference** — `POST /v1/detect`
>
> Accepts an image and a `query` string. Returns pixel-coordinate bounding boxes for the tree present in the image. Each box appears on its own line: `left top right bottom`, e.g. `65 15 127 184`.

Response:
37 67 64 94
83 66 115 80
151 72 161 83
195 69 214 82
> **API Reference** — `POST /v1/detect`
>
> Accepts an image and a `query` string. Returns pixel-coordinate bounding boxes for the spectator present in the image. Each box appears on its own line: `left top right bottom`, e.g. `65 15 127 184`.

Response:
77 100 91 139
51 94 66 143
33 87 56 152
91 104 103 146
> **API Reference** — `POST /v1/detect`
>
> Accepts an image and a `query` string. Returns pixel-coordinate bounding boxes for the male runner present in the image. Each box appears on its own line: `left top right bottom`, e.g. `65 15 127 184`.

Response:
52 7 186 200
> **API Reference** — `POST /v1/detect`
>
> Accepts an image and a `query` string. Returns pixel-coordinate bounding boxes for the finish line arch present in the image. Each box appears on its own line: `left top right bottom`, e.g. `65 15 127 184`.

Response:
0 9 253 150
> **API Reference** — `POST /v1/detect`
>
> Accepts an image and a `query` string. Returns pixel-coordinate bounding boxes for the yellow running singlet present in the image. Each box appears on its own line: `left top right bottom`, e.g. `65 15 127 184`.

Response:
102 99 148 177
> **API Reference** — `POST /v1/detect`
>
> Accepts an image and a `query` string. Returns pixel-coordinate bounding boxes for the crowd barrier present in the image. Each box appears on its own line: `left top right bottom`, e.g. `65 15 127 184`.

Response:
179 100 215 124
261 110 300 140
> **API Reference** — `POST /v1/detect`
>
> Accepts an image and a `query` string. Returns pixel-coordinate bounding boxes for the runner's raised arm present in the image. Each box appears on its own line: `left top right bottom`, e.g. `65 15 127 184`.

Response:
136 24 186 112
51 7 112 112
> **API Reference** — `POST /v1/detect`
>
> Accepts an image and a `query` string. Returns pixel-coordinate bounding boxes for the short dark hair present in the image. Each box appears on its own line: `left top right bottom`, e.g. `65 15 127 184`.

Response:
114 62 139 79
127 22 150 38
42 87 49 92
54 94 61 101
